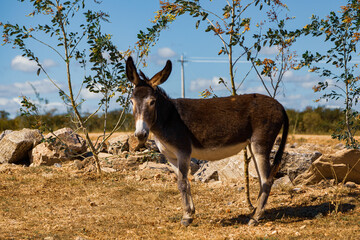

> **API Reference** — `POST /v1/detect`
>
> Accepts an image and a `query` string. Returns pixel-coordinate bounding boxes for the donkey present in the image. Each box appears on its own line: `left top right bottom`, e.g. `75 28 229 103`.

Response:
126 57 289 226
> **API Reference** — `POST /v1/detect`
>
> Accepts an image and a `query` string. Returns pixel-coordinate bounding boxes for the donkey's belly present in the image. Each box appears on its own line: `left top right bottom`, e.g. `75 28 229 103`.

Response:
191 141 248 161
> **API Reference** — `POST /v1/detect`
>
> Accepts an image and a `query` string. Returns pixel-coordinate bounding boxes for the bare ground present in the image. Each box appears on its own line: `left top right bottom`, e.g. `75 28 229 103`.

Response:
0 134 359 239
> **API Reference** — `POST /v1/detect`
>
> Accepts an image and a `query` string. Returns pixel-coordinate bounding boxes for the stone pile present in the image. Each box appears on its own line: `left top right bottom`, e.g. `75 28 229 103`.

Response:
1 128 359 188
0 128 165 170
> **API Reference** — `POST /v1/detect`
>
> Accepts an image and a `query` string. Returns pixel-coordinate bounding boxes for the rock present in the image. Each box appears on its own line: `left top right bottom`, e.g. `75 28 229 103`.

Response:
344 181 357 188
30 142 68 166
294 149 360 185
44 128 87 155
139 162 174 173
95 141 107 153
73 160 84 170
190 158 201 175
207 180 223 188
101 167 117 173
107 135 130 154
334 143 345 150
273 175 294 189
30 128 86 166
192 147 323 183
107 134 160 155
276 150 322 181
274 137 282 146
0 130 13 141
0 128 43 164
237 186 245 192
107 134 150 153
75 237 89 240
54 163 62 168
136 162 175 181
98 152 114 159
145 139 159 152
128 134 146 152
193 151 257 182
44 237 55 240
290 143 298 148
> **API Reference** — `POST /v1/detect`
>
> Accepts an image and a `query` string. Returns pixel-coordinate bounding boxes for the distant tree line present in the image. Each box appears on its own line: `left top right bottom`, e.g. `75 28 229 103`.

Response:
0 109 134 133
0 106 353 135
287 106 344 135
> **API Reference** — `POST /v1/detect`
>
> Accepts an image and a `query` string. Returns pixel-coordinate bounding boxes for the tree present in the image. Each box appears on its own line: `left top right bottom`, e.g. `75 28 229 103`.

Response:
0 111 9 120
302 0 360 148
250 3 299 98
302 111 322 133
1 0 139 173
147 0 298 98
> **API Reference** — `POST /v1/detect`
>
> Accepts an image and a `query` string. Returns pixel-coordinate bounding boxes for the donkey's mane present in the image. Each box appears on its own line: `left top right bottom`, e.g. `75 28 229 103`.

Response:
155 86 171 101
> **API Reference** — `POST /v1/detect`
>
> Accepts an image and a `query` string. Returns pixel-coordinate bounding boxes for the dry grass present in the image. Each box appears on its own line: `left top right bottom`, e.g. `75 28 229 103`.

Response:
0 135 359 239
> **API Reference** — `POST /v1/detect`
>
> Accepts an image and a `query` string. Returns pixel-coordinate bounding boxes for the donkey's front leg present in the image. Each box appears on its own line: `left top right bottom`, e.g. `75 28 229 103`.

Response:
177 154 195 226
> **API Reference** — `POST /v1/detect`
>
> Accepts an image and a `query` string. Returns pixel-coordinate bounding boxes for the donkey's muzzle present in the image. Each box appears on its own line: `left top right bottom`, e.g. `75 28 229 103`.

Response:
134 130 148 142
134 119 149 142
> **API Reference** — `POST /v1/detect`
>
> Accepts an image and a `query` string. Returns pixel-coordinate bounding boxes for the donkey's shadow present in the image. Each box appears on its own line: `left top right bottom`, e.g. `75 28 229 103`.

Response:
217 203 356 226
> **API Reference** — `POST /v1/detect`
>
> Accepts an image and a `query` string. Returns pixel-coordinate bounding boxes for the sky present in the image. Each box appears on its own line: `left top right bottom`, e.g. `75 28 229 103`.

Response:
0 0 353 118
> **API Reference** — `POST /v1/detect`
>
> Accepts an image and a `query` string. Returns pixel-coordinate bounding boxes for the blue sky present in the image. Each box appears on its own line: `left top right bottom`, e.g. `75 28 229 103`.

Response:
0 0 352 118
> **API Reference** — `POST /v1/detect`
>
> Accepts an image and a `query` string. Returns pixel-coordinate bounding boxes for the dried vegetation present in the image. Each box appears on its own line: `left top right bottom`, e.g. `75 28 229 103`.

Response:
0 135 359 239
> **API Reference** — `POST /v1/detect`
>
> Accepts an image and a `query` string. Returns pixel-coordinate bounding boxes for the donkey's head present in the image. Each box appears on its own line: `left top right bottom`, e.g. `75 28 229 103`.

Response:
126 57 172 142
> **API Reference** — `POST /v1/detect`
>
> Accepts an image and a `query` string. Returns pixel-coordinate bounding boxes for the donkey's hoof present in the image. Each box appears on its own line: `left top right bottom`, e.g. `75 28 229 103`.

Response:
248 218 259 226
181 218 193 227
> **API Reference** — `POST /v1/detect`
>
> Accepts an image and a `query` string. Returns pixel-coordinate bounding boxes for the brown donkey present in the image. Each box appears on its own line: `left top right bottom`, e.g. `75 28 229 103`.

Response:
126 57 289 226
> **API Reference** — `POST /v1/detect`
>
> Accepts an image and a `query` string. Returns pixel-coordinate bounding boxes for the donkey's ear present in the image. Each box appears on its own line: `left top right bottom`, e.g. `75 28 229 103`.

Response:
148 60 172 88
126 57 140 85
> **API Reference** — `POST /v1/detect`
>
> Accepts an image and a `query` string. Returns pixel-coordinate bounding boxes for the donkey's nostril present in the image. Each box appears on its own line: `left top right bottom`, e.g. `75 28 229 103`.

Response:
135 131 148 142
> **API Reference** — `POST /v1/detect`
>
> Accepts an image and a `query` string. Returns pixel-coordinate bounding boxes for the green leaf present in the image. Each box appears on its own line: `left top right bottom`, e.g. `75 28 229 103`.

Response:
195 20 200 29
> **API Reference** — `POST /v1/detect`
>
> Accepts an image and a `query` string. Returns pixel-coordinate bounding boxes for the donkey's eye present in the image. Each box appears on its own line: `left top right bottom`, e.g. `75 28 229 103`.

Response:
149 100 156 106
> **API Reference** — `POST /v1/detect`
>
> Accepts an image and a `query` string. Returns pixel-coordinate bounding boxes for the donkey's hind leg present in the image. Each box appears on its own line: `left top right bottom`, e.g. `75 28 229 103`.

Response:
248 142 273 226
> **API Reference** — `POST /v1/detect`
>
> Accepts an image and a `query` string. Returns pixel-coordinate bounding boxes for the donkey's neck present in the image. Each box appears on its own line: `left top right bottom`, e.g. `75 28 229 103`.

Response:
150 89 190 147
153 89 177 127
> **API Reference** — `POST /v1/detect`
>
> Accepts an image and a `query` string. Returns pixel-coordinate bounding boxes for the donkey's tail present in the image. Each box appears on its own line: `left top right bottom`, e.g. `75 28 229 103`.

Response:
269 107 289 182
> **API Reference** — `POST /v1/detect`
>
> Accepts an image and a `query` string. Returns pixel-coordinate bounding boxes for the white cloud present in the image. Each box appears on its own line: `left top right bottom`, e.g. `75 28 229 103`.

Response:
11 55 38 72
259 46 278 55
3 96 67 117
282 71 319 89
0 97 23 118
14 79 59 95
241 85 267 95
11 97 22 106
0 98 14 106
190 76 228 92
325 105 341 109
0 79 60 98
80 88 101 100
286 94 302 100
42 58 57 68
11 55 57 73
157 47 176 58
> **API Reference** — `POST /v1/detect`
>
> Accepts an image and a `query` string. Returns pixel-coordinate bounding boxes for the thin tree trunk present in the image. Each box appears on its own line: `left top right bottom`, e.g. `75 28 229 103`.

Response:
58 3 102 173
244 147 254 211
